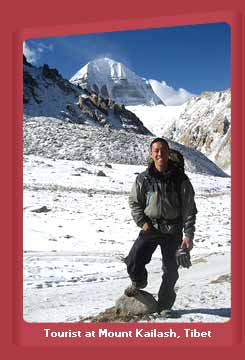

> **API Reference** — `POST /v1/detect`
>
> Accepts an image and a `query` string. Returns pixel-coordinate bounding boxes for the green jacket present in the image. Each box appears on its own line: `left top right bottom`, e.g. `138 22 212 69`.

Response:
129 161 197 240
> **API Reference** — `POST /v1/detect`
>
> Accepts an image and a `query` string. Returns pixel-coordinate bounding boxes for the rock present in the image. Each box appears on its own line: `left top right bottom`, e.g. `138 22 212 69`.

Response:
79 290 158 322
42 64 60 80
103 162 112 168
31 206 51 213
97 170 107 177
209 274 230 284
115 290 158 315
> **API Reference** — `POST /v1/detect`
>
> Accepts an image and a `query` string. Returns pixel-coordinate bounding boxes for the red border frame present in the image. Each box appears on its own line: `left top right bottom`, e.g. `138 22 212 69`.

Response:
2 0 244 358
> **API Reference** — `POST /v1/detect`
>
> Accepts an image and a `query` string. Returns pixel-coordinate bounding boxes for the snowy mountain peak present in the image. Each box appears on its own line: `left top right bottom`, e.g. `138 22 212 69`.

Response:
70 58 164 106
71 57 136 83
92 57 128 79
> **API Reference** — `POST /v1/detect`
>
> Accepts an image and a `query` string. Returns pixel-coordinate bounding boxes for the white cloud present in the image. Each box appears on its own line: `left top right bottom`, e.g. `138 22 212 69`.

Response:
23 41 39 64
37 43 54 53
149 79 195 106
23 42 54 64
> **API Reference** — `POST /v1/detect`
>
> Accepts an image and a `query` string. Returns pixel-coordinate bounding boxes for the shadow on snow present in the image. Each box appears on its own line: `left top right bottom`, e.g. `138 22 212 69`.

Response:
177 307 230 318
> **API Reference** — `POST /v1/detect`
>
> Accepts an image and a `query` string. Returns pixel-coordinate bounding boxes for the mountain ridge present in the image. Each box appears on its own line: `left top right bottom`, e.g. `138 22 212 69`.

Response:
127 88 231 173
23 56 151 135
162 89 231 172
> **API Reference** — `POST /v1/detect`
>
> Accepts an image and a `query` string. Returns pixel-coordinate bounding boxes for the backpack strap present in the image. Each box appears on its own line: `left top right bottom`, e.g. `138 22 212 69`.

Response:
173 171 188 224
143 171 158 193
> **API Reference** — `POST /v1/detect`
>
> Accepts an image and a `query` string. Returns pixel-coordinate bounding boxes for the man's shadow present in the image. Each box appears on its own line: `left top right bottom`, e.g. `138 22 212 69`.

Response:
130 291 231 319
175 308 231 318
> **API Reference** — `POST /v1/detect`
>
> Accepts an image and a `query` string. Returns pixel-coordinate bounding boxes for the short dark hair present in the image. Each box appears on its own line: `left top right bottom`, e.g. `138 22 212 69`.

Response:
150 137 169 150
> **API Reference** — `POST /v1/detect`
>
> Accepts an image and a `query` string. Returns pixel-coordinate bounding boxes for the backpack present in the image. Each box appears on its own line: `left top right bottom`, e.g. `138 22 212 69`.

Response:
168 148 185 172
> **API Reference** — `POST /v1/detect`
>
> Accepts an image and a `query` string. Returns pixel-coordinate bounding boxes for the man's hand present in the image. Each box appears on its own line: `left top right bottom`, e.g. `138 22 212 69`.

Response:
175 248 192 268
181 237 193 251
142 223 151 232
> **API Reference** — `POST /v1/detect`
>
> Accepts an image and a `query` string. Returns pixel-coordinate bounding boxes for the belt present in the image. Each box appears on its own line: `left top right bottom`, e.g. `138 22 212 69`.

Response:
151 217 182 226
151 217 183 233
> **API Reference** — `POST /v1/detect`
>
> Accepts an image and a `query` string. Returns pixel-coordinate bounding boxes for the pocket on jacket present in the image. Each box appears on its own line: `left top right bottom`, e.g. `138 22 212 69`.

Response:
145 192 161 218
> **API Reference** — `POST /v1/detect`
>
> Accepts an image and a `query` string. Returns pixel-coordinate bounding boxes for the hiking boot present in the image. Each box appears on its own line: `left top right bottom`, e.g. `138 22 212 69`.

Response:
158 309 181 319
158 309 172 317
124 280 147 297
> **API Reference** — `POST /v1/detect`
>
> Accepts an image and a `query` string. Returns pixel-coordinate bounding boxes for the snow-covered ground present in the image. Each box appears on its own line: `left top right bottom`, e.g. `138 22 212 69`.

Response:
23 155 231 323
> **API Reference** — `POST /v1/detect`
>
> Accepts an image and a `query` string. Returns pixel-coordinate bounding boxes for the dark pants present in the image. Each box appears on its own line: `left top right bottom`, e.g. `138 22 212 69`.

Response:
124 229 182 310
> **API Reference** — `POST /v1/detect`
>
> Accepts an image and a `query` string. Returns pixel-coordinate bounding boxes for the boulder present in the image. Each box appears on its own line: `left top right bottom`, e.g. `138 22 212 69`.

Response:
79 290 159 322
31 205 51 213
97 170 107 177
115 290 158 316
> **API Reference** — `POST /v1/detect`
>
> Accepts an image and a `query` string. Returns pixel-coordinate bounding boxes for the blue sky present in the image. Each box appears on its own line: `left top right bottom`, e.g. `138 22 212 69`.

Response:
24 22 230 95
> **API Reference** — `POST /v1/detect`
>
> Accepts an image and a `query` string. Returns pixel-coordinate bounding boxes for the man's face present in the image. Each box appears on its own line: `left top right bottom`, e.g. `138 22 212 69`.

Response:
150 141 169 171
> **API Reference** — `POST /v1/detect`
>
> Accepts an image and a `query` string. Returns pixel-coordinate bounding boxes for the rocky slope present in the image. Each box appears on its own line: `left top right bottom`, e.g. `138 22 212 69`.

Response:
24 117 228 177
23 56 151 135
24 56 81 118
163 89 231 172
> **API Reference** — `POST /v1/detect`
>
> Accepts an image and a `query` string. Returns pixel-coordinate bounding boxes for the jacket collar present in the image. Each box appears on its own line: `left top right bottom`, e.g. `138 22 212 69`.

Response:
147 160 178 180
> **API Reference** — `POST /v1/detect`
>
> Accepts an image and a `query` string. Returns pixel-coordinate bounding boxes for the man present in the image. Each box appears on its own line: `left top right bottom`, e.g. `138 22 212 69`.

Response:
124 138 197 315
